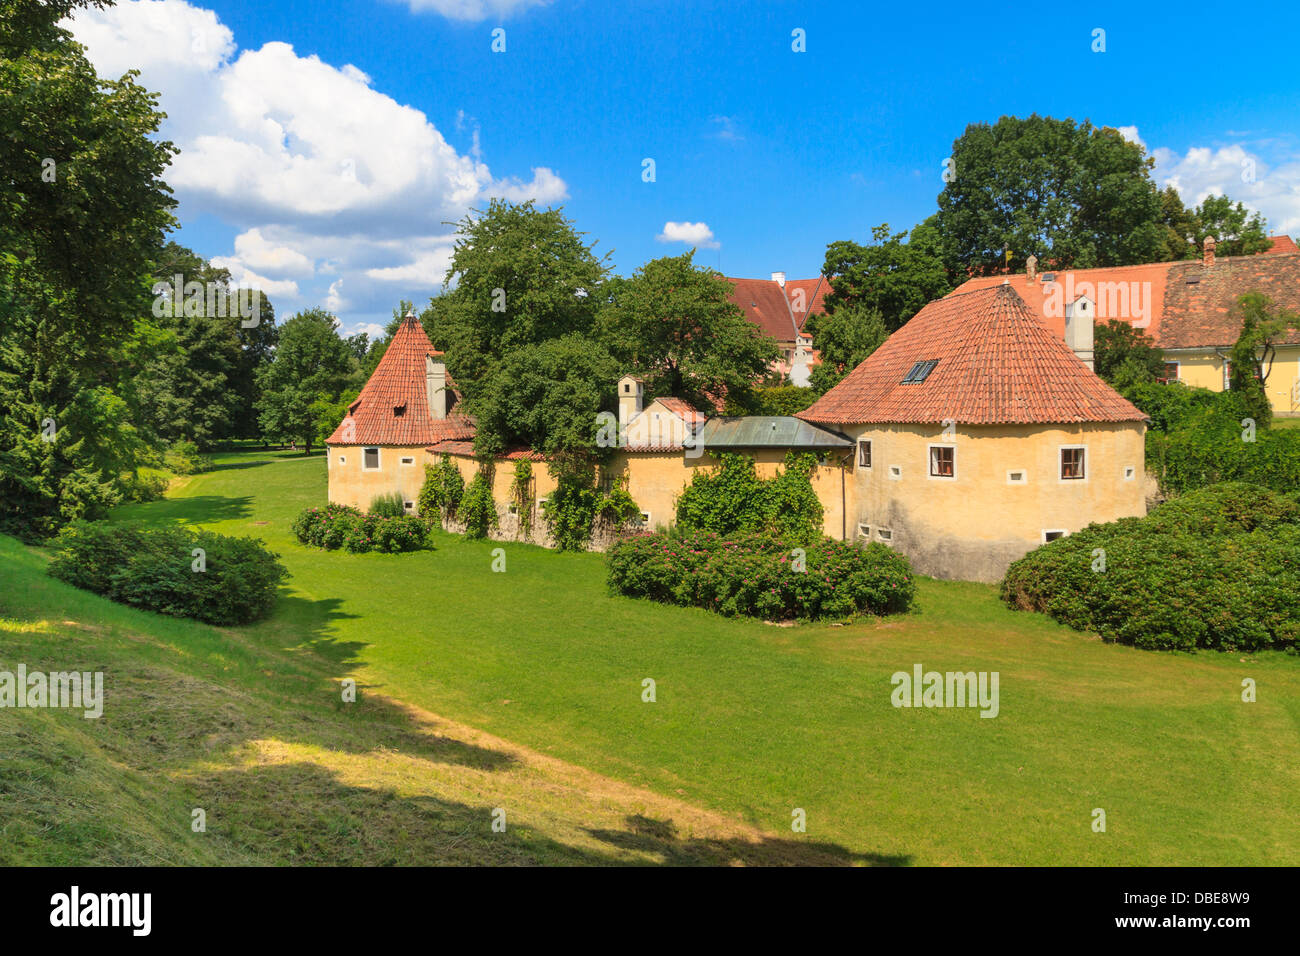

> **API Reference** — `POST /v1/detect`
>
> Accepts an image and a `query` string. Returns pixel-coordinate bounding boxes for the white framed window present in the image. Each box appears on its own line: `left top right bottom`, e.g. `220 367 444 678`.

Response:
1059 445 1086 481
856 522 871 539
927 444 956 480
857 439 872 469
1124 466 1136 480
1162 361 1180 382
888 465 902 480
363 447 380 471
1007 469 1027 484
338 455 347 465
403 500 415 511
1042 529 1068 543
639 511 651 526
876 528 894 544
400 456 414 465
1223 359 1232 390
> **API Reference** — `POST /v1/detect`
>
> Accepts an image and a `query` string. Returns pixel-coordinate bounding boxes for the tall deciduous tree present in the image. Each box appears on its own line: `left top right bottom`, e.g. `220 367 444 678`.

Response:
428 199 610 400
1228 293 1300 428
821 224 952 332
598 251 778 410
934 115 1167 276
0 0 176 535
255 309 354 453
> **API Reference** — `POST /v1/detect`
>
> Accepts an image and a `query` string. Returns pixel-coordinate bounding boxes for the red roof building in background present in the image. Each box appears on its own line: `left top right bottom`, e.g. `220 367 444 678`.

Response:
726 272 828 386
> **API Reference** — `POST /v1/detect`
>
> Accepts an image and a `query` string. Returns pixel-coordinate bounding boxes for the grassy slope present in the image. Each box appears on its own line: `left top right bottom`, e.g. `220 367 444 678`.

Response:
0 525 860 866
6 448 1300 864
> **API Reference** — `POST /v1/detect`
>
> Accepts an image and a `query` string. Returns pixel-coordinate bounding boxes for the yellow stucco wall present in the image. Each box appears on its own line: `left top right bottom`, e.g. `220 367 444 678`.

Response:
1163 345 1300 416
326 444 429 512
843 421 1147 581
607 448 849 539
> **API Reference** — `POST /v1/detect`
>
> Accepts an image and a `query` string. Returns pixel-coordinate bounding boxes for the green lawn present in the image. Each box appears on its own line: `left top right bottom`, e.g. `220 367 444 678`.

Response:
7 448 1300 865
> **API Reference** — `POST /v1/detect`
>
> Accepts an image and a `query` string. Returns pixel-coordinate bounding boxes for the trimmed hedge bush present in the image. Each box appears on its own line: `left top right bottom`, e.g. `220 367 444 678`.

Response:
1000 482 1300 652
292 503 430 554
47 521 287 625
606 529 915 621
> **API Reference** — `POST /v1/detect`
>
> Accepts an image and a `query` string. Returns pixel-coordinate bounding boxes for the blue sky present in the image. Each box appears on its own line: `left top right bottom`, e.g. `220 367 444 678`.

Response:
70 0 1300 336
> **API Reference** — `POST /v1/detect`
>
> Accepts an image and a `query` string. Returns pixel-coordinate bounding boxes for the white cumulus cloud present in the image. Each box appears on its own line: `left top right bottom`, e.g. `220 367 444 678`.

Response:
657 221 719 249
68 0 569 325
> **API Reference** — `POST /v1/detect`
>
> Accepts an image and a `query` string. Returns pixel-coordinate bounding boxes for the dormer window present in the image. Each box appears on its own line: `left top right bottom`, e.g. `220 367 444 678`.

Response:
393 404 406 417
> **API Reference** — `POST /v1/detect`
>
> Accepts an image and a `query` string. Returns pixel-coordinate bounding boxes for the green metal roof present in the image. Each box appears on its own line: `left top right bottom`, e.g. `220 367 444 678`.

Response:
695 416 853 449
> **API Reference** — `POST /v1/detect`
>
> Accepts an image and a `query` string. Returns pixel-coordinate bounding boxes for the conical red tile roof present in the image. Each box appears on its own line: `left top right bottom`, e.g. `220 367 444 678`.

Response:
798 284 1147 426
326 315 475 445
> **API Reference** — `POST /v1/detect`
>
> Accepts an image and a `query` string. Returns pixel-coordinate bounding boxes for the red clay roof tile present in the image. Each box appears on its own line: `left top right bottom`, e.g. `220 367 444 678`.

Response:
798 284 1147 426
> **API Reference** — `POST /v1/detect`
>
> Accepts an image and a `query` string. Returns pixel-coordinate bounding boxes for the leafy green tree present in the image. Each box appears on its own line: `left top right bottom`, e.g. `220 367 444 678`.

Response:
470 334 618 460
1191 195 1271 258
1228 293 1300 428
427 200 609 399
934 115 1167 276
821 224 952 332
598 251 778 409
1094 319 1166 388
255 309 354 452
805 303 888 395
0 0 176 535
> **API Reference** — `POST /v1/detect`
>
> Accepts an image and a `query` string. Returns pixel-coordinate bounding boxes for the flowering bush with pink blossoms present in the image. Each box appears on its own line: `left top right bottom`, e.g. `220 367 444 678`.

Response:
606 529 914 620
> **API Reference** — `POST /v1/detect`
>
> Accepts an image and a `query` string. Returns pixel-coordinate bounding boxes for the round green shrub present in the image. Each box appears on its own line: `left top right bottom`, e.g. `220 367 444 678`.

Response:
1000 483 1300 652
606 529 915 621
47 521 287 625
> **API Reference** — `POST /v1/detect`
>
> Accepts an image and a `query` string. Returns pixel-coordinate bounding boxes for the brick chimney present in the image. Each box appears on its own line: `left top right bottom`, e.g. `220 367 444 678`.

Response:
1203 235 1216 269
1026 254 1038 283
771 271 786 288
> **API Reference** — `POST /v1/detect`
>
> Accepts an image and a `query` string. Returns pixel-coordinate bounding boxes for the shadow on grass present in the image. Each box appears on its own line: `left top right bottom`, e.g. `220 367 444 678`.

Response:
188 763 887 866
112 494 255 526
585 814 910 867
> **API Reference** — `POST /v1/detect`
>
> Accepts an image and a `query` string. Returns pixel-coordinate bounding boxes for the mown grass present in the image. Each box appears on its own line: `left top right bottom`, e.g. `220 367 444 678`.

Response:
6 448 1300 865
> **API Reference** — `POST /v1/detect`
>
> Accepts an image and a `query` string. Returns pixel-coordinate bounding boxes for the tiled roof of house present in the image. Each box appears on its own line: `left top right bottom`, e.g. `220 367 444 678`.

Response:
726 275 828 343
798 284 1147 426
427 440 546 461
950 246 1300 350
1266 234 1299 255
653 396 708 425
326 314 474 445
951 260 1173 343
1159 253 1300 348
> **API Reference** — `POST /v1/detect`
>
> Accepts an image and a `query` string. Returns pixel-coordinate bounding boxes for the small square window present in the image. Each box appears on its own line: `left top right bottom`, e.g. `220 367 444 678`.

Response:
858 440 872 468
639 511 651 526
363 447 380 470
1124 466 1136 480
403 501 415 511
1060 447 1085 480
889 465 902 480
1043 530 1067 543
400 456 414 465
929 445 955 478
857 523 871 539
1007 470 1026 484
877 528 893 543
1162 362 1179 381
338 456 347 465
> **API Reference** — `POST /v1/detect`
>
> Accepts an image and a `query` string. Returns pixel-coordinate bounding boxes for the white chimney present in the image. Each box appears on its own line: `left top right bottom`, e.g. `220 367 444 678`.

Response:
426 355 448 420
771 271 786 288
1065 296 1095 371
617 374 643 431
